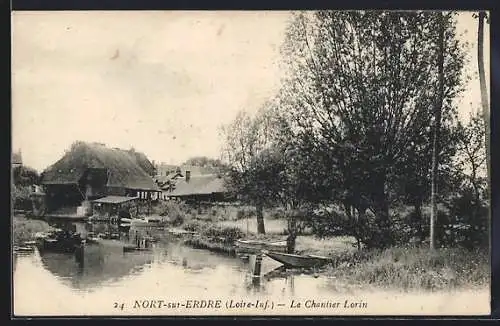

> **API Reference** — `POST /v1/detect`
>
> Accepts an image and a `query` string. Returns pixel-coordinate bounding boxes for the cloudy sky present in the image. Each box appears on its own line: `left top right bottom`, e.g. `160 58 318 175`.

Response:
12 11 489 172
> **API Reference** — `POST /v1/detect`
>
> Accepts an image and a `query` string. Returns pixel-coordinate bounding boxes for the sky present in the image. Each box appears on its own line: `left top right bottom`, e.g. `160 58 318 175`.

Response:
11 11 490 173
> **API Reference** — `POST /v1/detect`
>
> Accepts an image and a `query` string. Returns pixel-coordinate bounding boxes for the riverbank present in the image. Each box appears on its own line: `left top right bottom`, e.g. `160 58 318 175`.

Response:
12 216 52 246
12 215 489 293
178 218 489 292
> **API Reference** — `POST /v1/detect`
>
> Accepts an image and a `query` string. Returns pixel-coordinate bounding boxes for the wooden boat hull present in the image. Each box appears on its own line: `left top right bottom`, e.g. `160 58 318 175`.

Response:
123 245 151 253
265 251 331 268
84 237 100 245
14 246 36 253
235 239 287 256
35 238 82 253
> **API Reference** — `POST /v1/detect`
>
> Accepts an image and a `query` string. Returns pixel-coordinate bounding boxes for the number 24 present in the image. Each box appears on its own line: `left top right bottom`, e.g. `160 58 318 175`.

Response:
114 302 125 310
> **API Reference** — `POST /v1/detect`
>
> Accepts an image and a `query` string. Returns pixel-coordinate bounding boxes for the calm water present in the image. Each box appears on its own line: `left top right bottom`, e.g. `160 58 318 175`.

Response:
13 221 346 316
14 221 488 316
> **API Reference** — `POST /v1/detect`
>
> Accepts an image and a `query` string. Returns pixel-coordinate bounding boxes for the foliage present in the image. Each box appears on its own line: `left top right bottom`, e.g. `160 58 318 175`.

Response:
13 216 52 246
328 246 489 291
183 220 245 244
219 11 485 251
275 11 466 248
152 200 189 226
181 156 231 173
12 165 40 186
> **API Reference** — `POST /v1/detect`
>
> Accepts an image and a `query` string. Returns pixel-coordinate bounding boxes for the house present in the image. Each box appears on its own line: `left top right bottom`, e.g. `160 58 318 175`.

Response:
154 162 179 177
12 150 22 169
166 171 233 202
39 141 161 218
155 170 183 194
127 148 156 177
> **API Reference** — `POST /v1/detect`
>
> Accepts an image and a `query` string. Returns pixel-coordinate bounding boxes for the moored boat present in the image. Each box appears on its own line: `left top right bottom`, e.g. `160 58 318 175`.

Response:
264 251 331 268
123 244 151 253
235 239 288 256
35 229 84 253
84 237 100 244
14 245 36 253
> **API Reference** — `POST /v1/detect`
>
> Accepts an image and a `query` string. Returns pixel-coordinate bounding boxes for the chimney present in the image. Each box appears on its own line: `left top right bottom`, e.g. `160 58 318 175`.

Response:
185 170 191 182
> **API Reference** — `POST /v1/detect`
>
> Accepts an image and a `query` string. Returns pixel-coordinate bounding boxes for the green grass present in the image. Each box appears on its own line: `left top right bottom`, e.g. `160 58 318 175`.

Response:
326 246 489 291
13 215 52 245
295 235 357 256
217 218 287 236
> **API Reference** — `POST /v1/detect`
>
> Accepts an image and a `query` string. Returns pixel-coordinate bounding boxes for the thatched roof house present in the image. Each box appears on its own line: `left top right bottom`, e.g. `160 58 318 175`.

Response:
41 141 158 191
39 141 160 215
127 149 156 177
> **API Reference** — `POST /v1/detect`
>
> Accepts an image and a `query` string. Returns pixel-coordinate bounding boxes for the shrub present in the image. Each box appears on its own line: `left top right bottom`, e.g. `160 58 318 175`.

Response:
12 185 33 212
152 201 188 226
439 189 489 249
236 207 255 220
13 217 51 245
184 220 205 233
328 247 489 291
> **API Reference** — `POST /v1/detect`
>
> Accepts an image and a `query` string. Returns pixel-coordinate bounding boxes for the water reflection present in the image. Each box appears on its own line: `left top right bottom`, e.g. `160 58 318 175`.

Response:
15 220 335 302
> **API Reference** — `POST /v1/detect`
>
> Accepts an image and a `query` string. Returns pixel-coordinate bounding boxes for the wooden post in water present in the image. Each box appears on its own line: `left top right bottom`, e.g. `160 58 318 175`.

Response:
252 254 262 286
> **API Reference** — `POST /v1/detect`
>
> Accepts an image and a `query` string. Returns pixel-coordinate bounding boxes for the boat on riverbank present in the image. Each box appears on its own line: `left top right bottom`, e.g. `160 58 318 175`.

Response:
14 245 36 253
121 216 165 227
264 251 331 269
123 244 152 253
34 229 83 253
235 239 288 257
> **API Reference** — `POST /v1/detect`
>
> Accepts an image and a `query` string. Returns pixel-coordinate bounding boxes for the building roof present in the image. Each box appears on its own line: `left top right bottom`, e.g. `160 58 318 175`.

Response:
40 141 160 191
168 174 227 197
92 196 139 204
155 172 183 184
126 150 155 176
12 151 22 165
180 165 218 175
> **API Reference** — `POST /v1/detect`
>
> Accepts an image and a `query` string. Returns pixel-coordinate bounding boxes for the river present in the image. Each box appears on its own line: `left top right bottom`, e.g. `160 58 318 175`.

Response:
13 221 490 316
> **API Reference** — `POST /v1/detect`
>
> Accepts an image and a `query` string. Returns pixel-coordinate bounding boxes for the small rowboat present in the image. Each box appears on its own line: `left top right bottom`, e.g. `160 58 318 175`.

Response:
264 251 331 269
84 237 100 244
235 239 287 256
14 246 35 253
123 245 151 253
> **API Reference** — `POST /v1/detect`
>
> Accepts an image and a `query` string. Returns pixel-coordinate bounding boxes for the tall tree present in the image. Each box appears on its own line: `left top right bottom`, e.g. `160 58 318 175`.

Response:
278 11 465 248
430 12 446 250
220 104 280 234
476 11 490 203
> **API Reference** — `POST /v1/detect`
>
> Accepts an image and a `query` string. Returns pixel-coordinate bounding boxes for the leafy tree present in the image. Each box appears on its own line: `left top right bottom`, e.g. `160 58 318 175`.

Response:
454 110 487 220
13 165 40 186
12 165 40 211
182 156 230 173
220 104 280 234
277 11 466 248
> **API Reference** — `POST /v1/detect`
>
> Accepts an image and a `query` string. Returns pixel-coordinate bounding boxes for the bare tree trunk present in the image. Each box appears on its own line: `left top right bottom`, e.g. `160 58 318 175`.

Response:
430 13 446 251
256 202 265 234
286 212 297 254
477 11 490 202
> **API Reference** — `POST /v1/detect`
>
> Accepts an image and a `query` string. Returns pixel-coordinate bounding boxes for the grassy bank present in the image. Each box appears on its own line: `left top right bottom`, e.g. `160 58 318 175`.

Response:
325 246 489 292
13 216 52 246
182 220 244 255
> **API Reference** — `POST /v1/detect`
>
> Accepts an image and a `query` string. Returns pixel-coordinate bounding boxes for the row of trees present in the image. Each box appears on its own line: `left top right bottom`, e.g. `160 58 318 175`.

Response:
220 11 489 252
